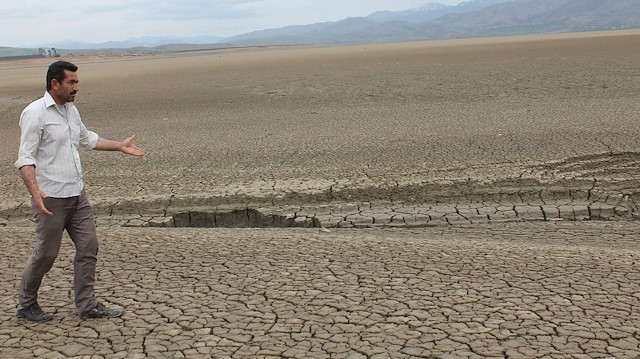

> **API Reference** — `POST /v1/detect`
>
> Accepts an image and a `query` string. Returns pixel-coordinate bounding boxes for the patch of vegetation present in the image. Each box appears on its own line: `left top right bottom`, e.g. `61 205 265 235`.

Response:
474 25 563 37
0 47 38 57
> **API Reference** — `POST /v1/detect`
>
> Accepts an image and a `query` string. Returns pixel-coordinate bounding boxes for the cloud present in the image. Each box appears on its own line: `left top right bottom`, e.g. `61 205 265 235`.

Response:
99 0 265 21
1 0 464 47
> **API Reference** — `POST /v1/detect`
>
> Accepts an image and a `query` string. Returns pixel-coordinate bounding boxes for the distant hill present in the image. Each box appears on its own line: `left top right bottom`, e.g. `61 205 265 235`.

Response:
431 0 640 37
367 0 512 23
2 0 639 58
41 36 226 50
226 0 640 46
223 17 451 46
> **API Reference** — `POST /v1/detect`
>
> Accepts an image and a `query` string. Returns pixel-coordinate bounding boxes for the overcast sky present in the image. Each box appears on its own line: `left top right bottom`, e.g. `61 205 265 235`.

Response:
1 0 463 47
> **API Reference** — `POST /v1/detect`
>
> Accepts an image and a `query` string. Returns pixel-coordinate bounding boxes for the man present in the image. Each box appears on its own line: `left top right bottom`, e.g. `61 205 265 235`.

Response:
15 60 144 322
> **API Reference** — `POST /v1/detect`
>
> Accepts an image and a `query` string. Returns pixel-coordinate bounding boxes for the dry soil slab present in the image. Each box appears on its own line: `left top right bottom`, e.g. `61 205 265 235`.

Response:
1 222 639 358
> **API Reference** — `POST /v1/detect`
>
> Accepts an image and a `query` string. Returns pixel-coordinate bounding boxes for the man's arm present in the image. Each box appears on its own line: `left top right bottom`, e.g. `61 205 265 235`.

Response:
16 105 52 216
19 165 53 216
94 135 144 156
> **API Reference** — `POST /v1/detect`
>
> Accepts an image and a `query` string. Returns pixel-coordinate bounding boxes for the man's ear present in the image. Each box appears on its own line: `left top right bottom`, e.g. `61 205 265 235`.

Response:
50 79 59 91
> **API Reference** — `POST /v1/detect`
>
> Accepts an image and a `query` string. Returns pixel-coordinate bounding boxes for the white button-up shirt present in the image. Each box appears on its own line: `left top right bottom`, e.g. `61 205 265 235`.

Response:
15 91 99 198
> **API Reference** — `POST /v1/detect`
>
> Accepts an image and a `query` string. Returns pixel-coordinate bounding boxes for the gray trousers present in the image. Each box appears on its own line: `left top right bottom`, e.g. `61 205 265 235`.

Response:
19 190 98 314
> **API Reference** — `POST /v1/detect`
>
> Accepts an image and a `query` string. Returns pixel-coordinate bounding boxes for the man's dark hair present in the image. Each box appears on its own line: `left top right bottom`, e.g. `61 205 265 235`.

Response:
46 61 78 91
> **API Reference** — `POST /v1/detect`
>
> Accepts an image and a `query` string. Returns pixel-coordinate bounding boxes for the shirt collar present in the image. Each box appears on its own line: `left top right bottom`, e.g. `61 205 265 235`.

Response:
44 91 66 109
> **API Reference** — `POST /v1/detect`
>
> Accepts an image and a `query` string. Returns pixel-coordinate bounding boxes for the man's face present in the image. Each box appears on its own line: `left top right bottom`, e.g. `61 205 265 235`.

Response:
51 69 79 104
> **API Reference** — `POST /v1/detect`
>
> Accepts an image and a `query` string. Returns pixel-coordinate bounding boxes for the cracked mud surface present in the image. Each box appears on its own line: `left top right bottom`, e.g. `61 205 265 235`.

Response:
1 30 640 357
1 223 639 358
1 31 639 227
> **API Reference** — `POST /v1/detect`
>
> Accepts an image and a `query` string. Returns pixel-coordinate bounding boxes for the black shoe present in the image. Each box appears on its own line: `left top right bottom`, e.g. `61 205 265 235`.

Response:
81 302 124 319
17 303 54 322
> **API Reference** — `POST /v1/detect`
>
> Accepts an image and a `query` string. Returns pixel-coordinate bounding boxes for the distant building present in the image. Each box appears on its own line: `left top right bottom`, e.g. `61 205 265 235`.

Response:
38 48 60 58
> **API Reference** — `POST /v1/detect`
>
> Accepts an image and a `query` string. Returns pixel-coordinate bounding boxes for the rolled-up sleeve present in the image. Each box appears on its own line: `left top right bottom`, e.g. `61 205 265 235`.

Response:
79 126 100 150
14 107 42 169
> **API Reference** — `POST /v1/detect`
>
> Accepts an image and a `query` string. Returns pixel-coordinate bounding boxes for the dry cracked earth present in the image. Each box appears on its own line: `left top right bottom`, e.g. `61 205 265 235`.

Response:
0 224 639 358
0 30 639 358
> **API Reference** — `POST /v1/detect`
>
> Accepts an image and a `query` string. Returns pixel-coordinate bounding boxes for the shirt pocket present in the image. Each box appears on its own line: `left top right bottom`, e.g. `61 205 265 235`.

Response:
42 117 69 147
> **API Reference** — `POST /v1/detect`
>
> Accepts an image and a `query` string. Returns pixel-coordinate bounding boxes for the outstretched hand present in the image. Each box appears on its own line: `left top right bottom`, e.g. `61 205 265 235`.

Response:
121 135 144 156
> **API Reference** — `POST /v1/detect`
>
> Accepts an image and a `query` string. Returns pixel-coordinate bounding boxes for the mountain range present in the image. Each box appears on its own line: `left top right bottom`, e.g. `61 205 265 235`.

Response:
10 0 640 55
224 0 640 47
